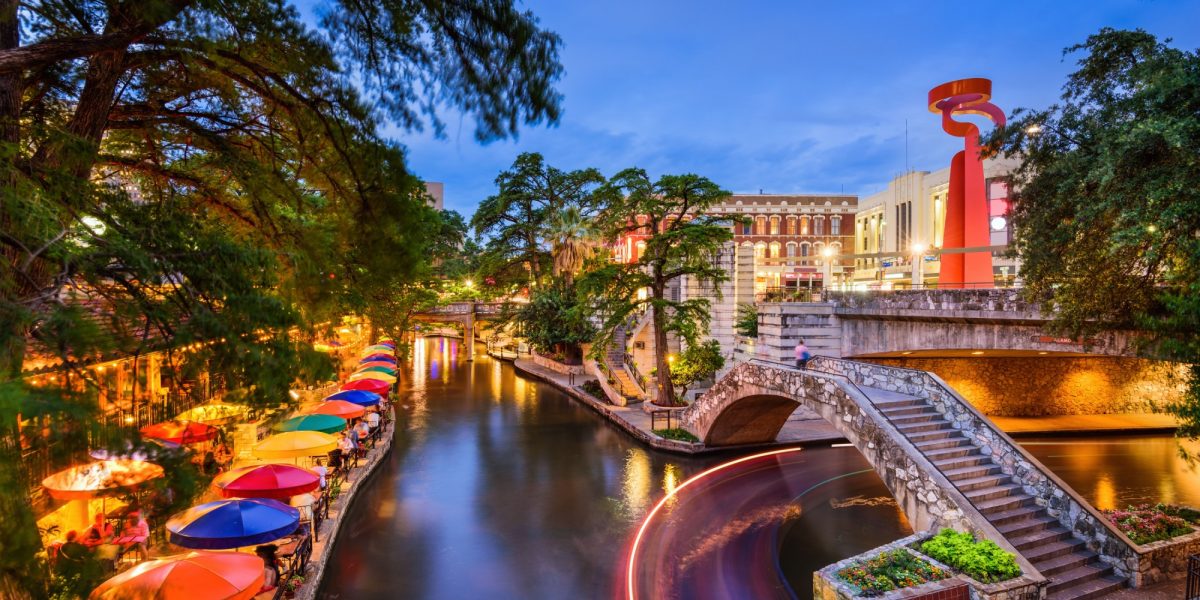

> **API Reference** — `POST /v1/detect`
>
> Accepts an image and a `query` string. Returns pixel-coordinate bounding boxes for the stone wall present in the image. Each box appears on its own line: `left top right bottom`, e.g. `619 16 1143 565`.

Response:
869 356 1183 417
809 356 1143 581
1135 529 1200 586
530 351 587 375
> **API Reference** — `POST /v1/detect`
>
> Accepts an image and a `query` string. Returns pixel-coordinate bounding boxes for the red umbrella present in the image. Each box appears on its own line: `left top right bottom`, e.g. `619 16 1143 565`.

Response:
305 400 366 420
212 464 319 500
141 421 219 445
341 378 390 395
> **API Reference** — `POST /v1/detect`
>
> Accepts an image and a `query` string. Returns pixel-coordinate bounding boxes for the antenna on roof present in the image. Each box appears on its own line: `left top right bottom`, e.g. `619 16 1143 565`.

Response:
759 188 763 195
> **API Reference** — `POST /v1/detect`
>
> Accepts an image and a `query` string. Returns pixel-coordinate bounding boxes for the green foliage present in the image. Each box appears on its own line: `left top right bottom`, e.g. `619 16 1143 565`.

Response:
919 529 1021 583
983 28 1200 439
579 170 733 405
836 549 949 597
668 340 725 399
735 303 759 338
471 153 605 287
652 428 699 443
511 283 595 362
580 379 606 401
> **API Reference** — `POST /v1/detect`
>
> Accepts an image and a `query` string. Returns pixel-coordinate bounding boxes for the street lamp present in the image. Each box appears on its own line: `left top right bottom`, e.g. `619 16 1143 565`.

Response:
911 243 926 288
464 278 474 289
820 247 835 295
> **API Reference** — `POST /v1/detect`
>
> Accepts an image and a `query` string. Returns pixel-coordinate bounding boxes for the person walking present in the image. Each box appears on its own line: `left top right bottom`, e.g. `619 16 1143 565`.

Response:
795 339 811 370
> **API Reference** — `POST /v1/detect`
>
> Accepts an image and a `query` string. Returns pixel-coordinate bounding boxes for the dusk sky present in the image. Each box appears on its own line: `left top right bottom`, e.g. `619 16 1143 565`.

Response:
388 1 1200 219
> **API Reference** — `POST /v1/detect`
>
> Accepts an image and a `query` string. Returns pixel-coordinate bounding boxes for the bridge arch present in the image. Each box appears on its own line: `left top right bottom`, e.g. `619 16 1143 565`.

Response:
680 360 976 532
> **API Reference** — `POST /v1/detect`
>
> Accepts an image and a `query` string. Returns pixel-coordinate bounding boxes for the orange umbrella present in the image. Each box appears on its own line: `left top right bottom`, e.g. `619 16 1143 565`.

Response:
90 551 263 600
42 459 165 501
141 420 219 445
305 400 366 420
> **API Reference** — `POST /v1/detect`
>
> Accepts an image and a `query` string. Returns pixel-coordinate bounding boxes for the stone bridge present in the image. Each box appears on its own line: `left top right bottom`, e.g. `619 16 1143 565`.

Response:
681 357 1164 597
409 302 511 359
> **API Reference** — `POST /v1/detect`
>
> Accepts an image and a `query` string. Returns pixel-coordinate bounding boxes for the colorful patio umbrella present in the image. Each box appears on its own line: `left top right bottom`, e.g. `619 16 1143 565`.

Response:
166 498 299 549
252 431 338 460
357 365 397 375
348 371 396 384
359 353 396 364
323 390 382 406
341 378 390 395
42 459 165 501
361 345 393 356
175 402 248 425
212 464 320 500
141 420 219 445
90 551 264 600
305 400 366 420
275 414 347 435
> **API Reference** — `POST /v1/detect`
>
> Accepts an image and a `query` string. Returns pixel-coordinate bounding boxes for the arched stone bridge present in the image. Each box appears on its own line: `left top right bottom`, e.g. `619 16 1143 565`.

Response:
410 302 511 360
680 357 1148 597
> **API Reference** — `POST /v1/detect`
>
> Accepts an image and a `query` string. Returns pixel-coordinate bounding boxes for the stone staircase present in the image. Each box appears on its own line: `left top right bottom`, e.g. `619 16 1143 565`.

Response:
604 326 644 402
867 388 1126 600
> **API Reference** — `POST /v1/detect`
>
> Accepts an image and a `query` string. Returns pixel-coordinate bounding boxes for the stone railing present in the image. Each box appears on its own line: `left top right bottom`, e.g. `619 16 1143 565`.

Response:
530 351 587 376
583 359 628 407
826 288 1045 319
809 355 1142 581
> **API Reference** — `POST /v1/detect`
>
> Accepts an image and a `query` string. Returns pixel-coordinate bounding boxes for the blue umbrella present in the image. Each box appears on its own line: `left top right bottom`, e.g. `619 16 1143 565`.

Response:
324 390 382 406
166 498 299 549
359 354 396 364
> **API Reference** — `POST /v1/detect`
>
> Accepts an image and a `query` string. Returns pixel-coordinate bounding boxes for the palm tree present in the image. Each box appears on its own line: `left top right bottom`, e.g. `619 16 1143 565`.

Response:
544 204 595 284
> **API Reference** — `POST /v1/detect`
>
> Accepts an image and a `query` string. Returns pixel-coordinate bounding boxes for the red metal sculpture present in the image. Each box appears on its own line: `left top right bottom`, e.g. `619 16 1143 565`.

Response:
928 78 1004 288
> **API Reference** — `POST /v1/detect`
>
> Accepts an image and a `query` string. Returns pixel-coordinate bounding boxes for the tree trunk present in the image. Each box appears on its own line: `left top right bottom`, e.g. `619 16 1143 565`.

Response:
652 278 674 406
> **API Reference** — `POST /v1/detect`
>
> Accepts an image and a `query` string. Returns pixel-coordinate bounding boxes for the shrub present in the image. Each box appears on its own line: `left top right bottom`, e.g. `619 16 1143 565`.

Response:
836 549 948 596
581 380 606 401
652 428 699 443
1105 504 1198 544
919 529 1021 583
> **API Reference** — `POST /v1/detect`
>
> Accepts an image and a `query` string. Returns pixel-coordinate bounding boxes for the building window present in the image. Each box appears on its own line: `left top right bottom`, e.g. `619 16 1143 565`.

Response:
756 216 767 235
741 220 752 235
800 216 809 235
754 242 766 259
769 242 781 258
786 216 797 235
814 217 824 236
770 216 780 235
831 216 841 236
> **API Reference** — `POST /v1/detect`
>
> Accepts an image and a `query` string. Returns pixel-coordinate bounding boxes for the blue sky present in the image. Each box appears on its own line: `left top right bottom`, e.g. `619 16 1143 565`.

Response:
388 0 1200 219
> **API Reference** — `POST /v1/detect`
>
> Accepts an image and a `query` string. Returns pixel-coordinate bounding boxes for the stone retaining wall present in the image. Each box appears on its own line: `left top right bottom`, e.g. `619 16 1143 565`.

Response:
530 351 587 375
1133 528 1200 586
809 356 1143 581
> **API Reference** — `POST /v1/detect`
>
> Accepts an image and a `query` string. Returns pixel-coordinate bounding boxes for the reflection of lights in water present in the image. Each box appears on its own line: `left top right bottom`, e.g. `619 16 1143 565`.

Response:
662 463 681 498
677 504 802 571
513 376 528 409
626 448 804 600
441 340 450 384
623 449 652 516
1095 475 1116 511
490 360 502 403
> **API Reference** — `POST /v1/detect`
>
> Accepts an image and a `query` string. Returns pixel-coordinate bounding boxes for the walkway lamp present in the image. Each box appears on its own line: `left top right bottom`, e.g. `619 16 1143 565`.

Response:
820 247 835 294
911 243 927 288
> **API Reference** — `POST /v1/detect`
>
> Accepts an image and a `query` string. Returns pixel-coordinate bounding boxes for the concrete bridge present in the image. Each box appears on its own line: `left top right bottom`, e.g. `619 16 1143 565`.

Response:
410 302 510 360
682 357 1147 598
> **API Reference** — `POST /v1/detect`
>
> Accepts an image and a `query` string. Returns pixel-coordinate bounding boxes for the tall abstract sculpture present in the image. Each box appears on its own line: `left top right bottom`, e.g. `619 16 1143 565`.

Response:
928 78 1004 289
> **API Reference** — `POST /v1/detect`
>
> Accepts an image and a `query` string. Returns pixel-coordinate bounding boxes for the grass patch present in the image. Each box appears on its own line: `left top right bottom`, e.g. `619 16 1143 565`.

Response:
1105 504 1200 545
653 428 699 443
919 529 1021 583
836 549 949 596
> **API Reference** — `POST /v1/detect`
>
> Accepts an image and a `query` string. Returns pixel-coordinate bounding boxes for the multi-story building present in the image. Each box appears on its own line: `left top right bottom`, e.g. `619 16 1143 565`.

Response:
424 181 445 210
851 156 1021 288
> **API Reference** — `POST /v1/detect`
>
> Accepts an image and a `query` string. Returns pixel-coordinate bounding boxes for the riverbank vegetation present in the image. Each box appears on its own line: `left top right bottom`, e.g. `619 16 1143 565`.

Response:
1104 504 1200 545
918 529 1021 583
836 549 949 596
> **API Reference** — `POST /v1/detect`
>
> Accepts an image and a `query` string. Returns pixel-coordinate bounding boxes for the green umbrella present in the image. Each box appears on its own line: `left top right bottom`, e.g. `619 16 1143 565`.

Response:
274 414 347 435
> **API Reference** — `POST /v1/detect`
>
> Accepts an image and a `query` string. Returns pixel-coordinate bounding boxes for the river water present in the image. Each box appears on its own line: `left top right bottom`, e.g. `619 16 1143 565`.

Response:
319 337 1199 599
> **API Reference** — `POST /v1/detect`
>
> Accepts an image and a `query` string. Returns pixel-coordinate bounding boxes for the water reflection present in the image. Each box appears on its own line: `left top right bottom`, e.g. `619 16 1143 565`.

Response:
1020 435 1200 509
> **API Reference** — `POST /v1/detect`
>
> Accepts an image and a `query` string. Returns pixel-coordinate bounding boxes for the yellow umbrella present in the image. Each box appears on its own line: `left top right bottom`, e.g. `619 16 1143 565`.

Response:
348 371 396 384
176 403 248 425
251 431 337 460
360 345 394 358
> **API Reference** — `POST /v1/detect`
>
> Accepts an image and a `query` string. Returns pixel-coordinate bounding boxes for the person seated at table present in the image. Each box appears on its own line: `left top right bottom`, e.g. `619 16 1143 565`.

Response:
326 449 344 476
119 511 150 561
255 545 280 592
81 512 114 548
365 409 380 431
56 531 88 567
354 420 370 444
312 458 327 490
345 423 360 450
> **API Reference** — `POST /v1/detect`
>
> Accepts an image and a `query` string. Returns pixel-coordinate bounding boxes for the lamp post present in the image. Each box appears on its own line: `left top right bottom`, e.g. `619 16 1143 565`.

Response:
911 243 926 288
821 247 835 297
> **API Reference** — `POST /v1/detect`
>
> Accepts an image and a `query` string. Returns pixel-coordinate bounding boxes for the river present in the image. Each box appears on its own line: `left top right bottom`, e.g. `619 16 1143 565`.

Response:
318 337 1199 599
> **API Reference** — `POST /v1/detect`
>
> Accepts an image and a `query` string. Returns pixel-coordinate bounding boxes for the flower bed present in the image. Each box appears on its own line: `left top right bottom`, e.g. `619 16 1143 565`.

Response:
835 549 950 597
918 529 1021 584
1104 504 1200 545
652 428 699 443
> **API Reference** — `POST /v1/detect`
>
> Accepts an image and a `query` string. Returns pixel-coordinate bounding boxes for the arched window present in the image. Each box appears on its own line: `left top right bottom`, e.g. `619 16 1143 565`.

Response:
769 216 780 235
786 242 797 266
754 242 766 259
769 242 781 258
786 216 797 235
800 216 810 235
755 215 767 235
831 216 841 235
814 216 825 236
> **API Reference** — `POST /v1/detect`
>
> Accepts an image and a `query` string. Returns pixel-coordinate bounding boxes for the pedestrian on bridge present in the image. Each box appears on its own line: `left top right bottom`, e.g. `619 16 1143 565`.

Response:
795 340 811 370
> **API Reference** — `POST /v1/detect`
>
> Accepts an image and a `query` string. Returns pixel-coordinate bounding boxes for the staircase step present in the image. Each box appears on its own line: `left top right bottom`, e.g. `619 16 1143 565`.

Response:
874 398 925 409
997 514 1061 538
974 493 1037 515
1046 563 1111 593
985 505 1045 526
908 429 962 443
943 464 1004 481
898 421 955 434
1009 526 1073 551
964 483 1025 502
933 455 991 471
1033 551 1095 577
880 405 939 417
1046 573 1124 600
914 437 973 451
891 413 942 425
1023 538 1087 563
952 474 1010 491
923 446 977 461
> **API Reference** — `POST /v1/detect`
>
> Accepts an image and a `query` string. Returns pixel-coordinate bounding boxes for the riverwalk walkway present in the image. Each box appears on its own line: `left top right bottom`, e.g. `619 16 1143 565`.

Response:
511 358 1181 453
